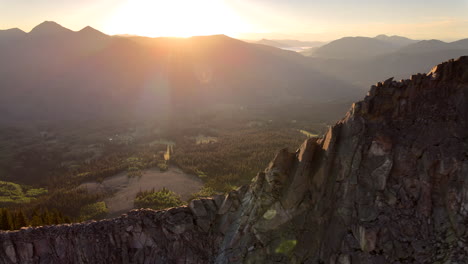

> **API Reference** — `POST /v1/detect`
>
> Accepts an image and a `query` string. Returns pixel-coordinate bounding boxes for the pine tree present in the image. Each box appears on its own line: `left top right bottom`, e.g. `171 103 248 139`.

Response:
14 209 28 229
30 215 42 227
30 209 42 227
0 208 14 230
50 209 63 225
63 215 71 224
41 208 53 225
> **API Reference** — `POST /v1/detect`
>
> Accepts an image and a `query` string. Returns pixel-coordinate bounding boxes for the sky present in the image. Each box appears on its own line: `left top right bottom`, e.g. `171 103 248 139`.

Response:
1 0 467 41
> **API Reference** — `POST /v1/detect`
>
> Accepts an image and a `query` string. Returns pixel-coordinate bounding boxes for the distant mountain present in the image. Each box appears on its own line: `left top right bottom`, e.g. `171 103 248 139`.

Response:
298 34 468 87
254 39 325 52
79 26 108 39
397 39 468 53
312 49 467 86
308 36 398 59
451 38 468 48
306 42 468 88
374 34 418 46
274 39 325 48
256 39 290 48
0 22 359 122
29 21 73 37
397 39 449 53
0 28 26 39
0 28 26 45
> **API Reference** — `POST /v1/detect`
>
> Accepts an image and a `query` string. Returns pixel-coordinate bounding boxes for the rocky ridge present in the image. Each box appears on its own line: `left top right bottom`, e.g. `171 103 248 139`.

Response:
1 56 468 263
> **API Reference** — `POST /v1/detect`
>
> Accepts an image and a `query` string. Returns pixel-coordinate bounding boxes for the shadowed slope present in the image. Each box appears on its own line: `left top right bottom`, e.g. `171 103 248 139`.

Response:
0 22 358 122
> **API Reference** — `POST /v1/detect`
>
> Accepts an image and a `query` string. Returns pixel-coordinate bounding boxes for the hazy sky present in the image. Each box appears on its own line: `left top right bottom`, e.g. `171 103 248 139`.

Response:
1 0 467 41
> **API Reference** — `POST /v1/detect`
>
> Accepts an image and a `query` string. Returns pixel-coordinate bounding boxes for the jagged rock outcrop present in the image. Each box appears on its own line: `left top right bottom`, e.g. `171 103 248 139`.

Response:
1 56 468 263
0 208 220 264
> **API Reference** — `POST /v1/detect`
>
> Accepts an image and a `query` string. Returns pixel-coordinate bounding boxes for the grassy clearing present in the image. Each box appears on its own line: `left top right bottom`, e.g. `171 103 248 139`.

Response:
299 130 319 138
195 135 218 145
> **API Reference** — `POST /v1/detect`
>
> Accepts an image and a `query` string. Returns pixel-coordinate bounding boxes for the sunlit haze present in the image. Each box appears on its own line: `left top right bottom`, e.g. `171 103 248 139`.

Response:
1 0 468 40
103 0 252 37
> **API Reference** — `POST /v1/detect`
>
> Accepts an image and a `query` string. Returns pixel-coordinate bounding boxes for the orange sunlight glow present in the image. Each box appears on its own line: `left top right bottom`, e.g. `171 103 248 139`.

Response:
104 0 251 38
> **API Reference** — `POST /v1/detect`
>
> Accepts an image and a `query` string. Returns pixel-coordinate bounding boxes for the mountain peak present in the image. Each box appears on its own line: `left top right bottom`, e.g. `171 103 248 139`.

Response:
375 34 389 38
374 34 418 46
425 39 446 44
1 28 25 34
0 28 26 42
375 34 407 39
78 26 107 38
311 36 396 59
0 28 26 36
79 26 98 33
29 21 72 36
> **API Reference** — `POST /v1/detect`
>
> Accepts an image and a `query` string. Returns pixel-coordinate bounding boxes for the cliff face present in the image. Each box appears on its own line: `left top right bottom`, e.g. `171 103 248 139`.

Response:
1 56 468 264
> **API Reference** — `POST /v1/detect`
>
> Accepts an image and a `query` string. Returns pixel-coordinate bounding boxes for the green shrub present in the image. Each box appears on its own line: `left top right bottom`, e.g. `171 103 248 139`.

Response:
77 172 91 178
195 169 207 179
189 187 218 201
134 188 184 210
25 188 48 197
127 166 140 171
0 181 48 205
127 170 142 178
157 163 168 172
0 181 23 197
80 201 108 220
0 196 30 205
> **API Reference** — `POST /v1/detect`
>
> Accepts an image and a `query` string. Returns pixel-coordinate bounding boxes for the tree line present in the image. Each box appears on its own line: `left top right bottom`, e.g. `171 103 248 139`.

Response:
0 208 71 231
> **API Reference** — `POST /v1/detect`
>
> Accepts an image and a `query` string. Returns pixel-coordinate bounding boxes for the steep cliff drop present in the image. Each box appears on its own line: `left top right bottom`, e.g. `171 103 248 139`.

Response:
1 56 468 264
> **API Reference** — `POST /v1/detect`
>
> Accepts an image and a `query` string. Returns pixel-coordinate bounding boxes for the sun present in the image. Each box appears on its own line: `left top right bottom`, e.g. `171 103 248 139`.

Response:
104 0 251 38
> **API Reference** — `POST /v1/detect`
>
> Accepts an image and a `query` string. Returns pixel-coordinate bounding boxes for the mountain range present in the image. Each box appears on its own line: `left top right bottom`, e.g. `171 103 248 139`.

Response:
228 34 468 88
1 21 467 122
0 22 358 122
301 35 468 59
303 36 399 59
374 34 418 46
299 35 468 86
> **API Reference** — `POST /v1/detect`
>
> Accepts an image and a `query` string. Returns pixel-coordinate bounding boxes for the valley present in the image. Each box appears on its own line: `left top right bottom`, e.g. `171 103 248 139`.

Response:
0 102 336 225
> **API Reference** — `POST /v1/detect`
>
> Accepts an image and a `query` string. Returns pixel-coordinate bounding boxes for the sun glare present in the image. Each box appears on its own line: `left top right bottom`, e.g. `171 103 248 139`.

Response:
104 0 251 38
